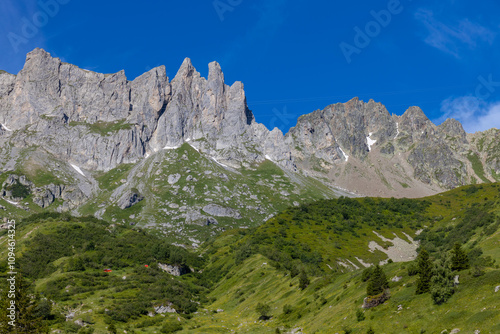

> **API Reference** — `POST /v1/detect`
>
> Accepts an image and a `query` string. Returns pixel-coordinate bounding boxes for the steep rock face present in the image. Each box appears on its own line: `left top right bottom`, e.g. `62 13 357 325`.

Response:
287 100 495 196
0 49 168 170
468 128 500 181
438 118 468 145
287 98 397 170
0 48 498 204
0 49 284 173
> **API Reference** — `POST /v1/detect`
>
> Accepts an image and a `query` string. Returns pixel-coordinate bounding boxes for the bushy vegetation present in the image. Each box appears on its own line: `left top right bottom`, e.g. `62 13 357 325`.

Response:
1 182 499 332
0 275 50 333
17 213 204 280
225 196 433 279
5 179 31 199
430 260 455 305
417 192 498 255
255 302 272 320
0 213 209 332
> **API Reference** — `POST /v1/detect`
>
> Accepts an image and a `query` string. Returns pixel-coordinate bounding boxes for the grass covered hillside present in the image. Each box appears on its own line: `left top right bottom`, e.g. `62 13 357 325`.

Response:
0 213 207 333
0 183 499 333
196 183 500 333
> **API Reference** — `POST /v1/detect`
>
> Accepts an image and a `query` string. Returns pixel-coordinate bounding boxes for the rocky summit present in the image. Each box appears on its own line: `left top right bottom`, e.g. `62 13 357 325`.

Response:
0 49 499 243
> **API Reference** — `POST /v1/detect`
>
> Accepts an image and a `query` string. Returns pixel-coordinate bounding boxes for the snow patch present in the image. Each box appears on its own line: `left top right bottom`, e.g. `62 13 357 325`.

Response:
70 164 85 177
211 157 229 168
163 145 180 150
265 154 273 161
185 138 191 142
339 147 349 162
1 123 12 132
366 133 377 151
394 123 400 139
3 198 19 205
145 152 150 159
188 143 200 153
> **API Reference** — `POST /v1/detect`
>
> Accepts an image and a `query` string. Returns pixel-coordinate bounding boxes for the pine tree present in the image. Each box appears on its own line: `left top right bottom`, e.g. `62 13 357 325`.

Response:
366 265 388 296
298 270 310 290
450 243 469 271
0 275 48 333
415 249 433 294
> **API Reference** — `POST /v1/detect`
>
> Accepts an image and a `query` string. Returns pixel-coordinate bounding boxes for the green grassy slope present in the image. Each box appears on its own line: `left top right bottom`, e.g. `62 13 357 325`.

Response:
191 183 500 333
0 183 498 333
81 143 342 246
0 214 207 334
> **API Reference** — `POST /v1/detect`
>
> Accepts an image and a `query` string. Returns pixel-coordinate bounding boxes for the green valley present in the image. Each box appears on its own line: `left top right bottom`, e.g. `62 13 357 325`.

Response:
0 183 499 333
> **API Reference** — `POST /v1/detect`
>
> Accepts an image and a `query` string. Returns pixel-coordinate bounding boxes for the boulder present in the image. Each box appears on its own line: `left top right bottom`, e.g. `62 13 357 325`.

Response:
118 190 144 209
202 204 241 219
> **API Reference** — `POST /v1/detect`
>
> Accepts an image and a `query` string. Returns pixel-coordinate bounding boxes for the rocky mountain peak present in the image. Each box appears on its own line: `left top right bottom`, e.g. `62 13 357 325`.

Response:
0 48 498 209
174 57 197 80
401 106 430 124
438 118 467 142
208 61 224 83
25 47 53 61
344 96 360 109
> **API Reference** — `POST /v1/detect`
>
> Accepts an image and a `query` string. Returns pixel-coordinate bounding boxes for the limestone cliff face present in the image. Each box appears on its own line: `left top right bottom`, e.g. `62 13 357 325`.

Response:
0 48 289 172
0 48 498 201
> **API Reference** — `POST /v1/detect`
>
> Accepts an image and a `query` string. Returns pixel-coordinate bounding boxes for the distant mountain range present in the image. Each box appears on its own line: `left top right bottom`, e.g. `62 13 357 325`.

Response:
0 48 499 243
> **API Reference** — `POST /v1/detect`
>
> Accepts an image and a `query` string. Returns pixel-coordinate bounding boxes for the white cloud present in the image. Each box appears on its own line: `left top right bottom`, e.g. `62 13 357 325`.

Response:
438 96 500 133
414 9 496 58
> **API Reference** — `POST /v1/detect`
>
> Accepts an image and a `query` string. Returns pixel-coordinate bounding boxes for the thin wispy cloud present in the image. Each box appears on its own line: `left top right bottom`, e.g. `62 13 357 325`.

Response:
438 96 500 132
414 9 496 58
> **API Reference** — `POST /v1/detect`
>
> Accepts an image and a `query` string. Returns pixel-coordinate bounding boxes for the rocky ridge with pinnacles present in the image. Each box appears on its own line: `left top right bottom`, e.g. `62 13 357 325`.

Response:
0 48 499 243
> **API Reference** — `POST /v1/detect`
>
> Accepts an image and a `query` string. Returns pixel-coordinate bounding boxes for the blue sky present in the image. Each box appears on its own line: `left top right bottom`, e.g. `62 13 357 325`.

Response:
1 0 499 133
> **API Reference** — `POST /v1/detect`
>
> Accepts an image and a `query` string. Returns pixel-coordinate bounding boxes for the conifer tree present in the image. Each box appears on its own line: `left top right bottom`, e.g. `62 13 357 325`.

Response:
450 243 469 271
0 275 48 333
298 270 310 290
416 249 433 294
366 265 388 296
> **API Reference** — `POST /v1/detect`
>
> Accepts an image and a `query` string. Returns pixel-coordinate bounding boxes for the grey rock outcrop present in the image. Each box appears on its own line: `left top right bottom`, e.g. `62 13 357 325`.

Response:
158 263 190 276
154 304 176 314
202 204 241 219
118 190 144 209
168 174 181 185
1 173 85 209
